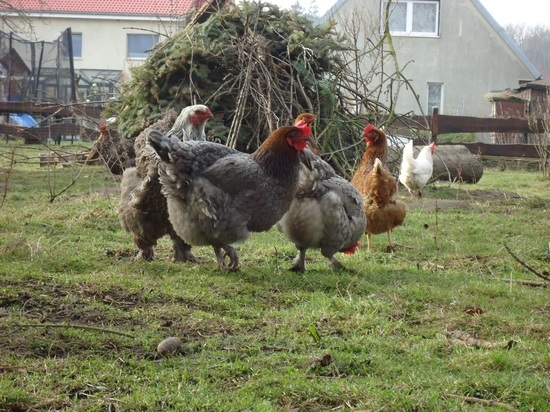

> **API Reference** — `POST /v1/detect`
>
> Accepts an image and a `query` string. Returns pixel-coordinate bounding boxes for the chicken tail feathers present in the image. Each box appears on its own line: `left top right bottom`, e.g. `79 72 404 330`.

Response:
147 130 171 162
402 139 414 162
373 157 384 173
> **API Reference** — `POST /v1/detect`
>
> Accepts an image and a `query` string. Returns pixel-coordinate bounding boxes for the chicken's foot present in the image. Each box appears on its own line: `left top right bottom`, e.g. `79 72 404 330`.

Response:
386 230 396 253
328 256 345 270
213 245 239 271
135 247 154 262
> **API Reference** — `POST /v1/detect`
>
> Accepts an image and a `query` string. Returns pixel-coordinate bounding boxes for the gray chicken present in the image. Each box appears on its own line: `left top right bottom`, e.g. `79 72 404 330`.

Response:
277 148 366 271
118 105 213 261
146 122 312 270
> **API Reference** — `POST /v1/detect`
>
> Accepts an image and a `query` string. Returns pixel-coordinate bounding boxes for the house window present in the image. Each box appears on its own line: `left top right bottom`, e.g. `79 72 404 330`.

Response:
71 33 82 58
127 34 159 59
427 82 443 114
383 1 439 37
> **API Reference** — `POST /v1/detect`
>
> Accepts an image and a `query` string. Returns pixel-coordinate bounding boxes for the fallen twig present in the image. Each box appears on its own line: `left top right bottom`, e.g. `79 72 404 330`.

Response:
504 244 550 282
447 330 516 350
0 365 28 372
443 392 518 411
16 323 136 338
496 278 547 287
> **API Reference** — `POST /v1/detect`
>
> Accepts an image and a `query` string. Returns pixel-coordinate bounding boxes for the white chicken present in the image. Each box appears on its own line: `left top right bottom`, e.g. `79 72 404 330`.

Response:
277 113 366 271
398 140 436 198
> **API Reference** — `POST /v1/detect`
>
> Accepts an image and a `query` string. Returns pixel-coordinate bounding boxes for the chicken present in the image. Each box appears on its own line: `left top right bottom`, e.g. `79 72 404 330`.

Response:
147 122 312 270
118 105 213 261
398 140 436 198
86 121 135 175
276 113 366 271
351 124 407 252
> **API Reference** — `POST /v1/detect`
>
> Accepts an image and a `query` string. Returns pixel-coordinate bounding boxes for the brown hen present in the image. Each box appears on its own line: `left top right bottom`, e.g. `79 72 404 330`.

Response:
351 124 407 252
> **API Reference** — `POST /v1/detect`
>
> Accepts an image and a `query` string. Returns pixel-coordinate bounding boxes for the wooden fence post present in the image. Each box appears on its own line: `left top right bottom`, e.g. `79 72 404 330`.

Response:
431 107 439 143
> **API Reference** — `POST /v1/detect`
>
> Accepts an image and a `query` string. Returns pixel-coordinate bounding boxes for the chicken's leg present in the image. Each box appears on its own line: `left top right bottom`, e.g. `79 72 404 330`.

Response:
170 231 201 262
289 247 307 272
367 234 372 252
386 230 395 253
223 245 239 270
328 255 344 270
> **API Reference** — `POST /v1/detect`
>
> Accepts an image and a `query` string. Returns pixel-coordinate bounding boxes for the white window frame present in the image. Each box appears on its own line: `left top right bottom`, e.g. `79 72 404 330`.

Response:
71 33 82 59
382 0 440 37
427 82 444 115
127 33 160 59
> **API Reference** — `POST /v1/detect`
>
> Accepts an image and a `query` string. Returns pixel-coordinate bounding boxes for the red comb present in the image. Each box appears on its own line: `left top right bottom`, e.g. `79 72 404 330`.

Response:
295 119 311 136
364 124 375 134
430 141 436 147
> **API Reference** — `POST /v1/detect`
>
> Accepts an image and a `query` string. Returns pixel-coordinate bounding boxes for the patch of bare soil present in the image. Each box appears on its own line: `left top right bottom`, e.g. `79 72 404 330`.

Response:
406 189 523 211
406 198 473 211
0 278 225 360
0 182 24 190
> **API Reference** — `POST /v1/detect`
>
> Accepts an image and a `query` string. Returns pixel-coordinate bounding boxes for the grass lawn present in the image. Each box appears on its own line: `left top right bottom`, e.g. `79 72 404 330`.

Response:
1 141 549 411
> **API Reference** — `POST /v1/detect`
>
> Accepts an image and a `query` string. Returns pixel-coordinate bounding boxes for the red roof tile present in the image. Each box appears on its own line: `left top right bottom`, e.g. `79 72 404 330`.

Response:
4 0 205 16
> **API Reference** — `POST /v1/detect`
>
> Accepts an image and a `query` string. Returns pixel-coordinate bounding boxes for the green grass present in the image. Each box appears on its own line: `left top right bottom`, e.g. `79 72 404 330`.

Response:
1 142 549 411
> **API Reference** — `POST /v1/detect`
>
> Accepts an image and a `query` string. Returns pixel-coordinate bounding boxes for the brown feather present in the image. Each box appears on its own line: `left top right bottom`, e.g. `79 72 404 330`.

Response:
351 125 389 189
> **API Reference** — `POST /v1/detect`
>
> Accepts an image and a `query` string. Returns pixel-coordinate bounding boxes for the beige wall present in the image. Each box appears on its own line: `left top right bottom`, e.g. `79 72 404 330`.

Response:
1 14 181 79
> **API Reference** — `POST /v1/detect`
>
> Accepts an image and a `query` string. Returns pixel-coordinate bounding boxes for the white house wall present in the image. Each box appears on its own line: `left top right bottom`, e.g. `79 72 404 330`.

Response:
325 0 539 117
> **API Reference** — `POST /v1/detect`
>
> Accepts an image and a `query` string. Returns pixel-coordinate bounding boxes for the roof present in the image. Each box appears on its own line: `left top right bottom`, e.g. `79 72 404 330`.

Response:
484 90 527 102
518 78 550 90
2 0 204 16
471 0 541 80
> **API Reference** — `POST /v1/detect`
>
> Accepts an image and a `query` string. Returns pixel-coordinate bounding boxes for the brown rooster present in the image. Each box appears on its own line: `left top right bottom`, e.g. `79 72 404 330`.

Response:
118 105 212 261
277 113 366 271
147 122 311 270
351 124 407 252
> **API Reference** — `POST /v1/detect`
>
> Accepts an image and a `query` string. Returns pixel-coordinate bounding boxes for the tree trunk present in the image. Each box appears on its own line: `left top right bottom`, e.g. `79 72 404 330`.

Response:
389 144 484 184
432 145 484 183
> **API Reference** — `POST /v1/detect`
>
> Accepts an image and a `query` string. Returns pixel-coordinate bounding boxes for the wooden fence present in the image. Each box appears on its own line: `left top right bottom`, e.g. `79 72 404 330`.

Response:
1 102 548 159
391 108 548 158
429 108 545 138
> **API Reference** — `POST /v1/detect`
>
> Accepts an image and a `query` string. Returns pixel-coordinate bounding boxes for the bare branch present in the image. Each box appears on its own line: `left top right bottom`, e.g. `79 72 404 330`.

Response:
504 244 550 282
443 393 517 411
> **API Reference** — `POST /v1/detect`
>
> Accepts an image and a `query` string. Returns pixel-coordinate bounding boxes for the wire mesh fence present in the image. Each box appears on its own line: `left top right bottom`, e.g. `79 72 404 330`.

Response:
0 27 76 105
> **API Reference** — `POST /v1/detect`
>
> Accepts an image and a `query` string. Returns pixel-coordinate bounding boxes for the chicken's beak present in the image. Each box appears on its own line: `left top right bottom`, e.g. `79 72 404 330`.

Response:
202 111 214 122
363 131 376 142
